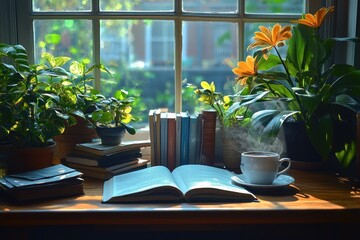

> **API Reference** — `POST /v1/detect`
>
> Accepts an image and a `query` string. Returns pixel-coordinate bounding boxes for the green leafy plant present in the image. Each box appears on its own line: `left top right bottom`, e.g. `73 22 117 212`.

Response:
230 6 360 166
0 44 70 147
90 89 137 135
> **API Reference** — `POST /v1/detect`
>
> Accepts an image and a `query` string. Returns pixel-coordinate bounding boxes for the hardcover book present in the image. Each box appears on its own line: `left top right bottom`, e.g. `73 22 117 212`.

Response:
102 164 257 203
148 109 156 166
66 158 149 180
160 112 168 167
201 109 217 166
74 139 151 156
65 149 142 167
167 112 177 171
0 164 84 202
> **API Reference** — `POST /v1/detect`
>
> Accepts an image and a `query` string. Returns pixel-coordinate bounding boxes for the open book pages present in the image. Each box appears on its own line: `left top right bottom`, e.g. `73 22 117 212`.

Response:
102 164 257 203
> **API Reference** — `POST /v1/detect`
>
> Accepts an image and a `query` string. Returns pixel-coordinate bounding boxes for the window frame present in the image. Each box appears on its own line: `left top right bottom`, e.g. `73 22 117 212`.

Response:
13 0 316 114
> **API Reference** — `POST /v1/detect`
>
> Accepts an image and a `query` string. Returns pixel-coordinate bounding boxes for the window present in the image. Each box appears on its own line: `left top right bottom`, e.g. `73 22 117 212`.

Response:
14 0 311 128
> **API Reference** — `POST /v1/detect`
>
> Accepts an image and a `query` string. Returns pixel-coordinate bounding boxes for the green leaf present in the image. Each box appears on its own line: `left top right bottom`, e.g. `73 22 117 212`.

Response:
306 115 333 161
286 26 305 75
70 61 85 75
296 92 321 116
257 54 282 71
335 141 356 168
124 124 136 135
329 70 360 97
251 109 298 142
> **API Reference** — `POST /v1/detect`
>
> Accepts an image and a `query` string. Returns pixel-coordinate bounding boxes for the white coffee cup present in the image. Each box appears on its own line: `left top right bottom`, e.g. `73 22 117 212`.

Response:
240 151 291 185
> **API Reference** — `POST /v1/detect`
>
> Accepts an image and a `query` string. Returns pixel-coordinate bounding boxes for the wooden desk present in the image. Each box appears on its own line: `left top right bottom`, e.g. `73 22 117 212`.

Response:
1 169 359 239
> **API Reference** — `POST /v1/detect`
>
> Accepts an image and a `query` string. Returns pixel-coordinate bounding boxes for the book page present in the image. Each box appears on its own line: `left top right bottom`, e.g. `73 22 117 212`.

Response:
102 166 183 202
172 164 256 202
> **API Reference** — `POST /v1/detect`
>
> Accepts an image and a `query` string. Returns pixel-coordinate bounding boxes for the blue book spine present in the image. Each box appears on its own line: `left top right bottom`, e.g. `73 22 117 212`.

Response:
160 112 168 167
180 112 190 166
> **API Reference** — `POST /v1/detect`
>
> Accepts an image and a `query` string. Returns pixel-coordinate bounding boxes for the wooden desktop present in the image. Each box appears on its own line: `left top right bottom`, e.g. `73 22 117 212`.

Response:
1 167 359 239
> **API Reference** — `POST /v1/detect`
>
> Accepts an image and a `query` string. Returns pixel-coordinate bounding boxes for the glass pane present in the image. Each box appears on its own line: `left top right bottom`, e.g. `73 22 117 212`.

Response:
33 20 93 63
182 21 239 113
100 0 174 12
33 0 91 12
183 0 238 14
100 20 175 127
244 22 291 57
245 0 305 14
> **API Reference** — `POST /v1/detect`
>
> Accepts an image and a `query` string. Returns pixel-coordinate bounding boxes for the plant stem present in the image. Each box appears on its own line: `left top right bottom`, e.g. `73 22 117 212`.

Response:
274 47 293 87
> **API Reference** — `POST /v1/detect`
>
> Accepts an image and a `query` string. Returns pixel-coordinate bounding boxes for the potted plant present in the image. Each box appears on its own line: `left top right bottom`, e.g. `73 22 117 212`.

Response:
39 54 113 161
230 6 360 169
193 81 274 169
0 44 71 172
90 89 137 146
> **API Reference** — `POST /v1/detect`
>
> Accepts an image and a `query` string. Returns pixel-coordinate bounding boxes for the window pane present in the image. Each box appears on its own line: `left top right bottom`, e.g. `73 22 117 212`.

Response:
100 0 174 12
33 0 91 12
182 21 239 113
33 20 93 62
183 0 238 14
100 20 175 126
245 0 305 14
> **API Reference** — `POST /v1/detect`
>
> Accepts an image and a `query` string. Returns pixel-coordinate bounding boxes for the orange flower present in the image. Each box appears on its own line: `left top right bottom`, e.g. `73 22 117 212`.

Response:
232 56 257 85
293 6 335 28
247 24 292 59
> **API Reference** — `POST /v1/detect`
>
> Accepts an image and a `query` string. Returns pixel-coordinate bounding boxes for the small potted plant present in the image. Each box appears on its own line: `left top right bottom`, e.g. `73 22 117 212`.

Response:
0 44 71 172
40 55 113 160
193 81 271 169
90 89 137 146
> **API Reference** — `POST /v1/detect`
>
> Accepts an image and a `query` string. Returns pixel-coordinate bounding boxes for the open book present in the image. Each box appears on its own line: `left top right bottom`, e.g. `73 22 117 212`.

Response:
102 164 257 203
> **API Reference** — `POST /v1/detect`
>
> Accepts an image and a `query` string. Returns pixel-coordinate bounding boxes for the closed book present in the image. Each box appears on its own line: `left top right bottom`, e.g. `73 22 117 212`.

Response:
66 149 142 167
0 164 84 202
167 112 177 171
65 158 139 173
175 113 182 168
154 109 162 166
179 112 190 166
148 109 156 166
160 112 168 167
188 113 199 164
69 159 149 180
195 111 203 164
201 109 217 166
74 139 151 156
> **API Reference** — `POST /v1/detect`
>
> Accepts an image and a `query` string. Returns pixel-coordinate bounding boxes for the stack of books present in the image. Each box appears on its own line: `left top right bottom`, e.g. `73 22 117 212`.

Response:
149 109 215 170
64 139 151 180
0 164 84 203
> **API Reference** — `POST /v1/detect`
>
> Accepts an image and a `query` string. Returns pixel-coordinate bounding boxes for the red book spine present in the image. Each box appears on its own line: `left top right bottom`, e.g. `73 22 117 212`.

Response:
200 109 217 166
167 113 176 171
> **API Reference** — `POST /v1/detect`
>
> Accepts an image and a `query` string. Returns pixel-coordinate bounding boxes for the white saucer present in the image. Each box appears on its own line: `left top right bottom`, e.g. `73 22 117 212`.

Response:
231 174 295 189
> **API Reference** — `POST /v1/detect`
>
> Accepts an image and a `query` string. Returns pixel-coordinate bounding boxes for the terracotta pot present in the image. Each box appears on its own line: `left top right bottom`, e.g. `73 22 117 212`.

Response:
4 142 56 173
53 117 98 163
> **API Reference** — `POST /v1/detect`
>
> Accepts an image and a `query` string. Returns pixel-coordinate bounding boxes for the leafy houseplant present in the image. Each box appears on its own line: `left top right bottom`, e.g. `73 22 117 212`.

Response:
90 89 137 146
0 44 71 172
230 6 360 167
194 81 272 169
37 53 114 160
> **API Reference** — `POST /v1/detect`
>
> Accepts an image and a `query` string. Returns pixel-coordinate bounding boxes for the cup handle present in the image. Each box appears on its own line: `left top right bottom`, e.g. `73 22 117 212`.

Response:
277 158 291 176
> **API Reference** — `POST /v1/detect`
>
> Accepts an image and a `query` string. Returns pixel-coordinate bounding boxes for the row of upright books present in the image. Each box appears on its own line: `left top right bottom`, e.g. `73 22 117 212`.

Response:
64 140 151 180
149 109 217 170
